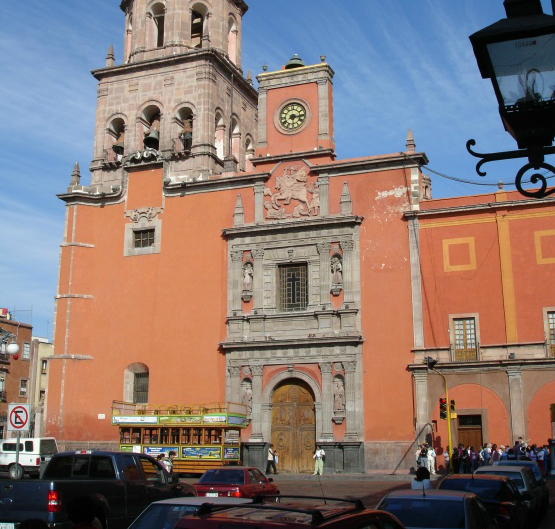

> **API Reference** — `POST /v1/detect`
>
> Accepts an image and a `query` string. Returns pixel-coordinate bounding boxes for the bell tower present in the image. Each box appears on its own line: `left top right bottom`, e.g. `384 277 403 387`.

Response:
86 0 257 189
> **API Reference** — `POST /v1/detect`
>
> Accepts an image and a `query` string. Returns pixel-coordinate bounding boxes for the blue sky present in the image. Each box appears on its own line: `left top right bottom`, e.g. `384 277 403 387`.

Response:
1 0 553 339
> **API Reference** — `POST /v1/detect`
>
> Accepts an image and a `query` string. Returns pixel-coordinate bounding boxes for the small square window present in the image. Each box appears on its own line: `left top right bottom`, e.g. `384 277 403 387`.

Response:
278 264 308 312
41 360 48 373
134 229 155 249
19 379 28 396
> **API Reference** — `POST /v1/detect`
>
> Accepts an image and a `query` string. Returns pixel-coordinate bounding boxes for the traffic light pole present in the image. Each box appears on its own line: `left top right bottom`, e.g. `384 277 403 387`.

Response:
432 367 454 473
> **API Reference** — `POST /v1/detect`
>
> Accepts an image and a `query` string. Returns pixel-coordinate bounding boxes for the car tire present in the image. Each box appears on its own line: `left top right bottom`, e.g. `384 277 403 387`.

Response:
8 464 24 480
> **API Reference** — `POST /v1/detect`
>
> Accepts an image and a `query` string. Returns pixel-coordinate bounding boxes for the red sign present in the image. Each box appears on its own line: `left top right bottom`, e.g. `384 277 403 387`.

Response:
8 404 30 431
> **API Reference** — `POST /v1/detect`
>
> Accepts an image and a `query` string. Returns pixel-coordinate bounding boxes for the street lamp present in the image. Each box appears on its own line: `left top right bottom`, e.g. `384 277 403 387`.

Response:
423 357 454 473
0 328 19 356
467 0 555 198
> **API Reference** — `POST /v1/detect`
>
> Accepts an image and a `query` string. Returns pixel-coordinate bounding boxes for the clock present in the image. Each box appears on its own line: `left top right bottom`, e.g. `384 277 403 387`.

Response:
279 102 307 131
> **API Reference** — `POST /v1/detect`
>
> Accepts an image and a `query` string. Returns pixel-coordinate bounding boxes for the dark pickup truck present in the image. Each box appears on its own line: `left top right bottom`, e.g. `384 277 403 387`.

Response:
0 450 195 529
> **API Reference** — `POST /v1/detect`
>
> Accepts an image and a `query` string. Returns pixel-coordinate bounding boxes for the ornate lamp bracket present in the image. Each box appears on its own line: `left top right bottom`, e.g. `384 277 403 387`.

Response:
466 139 555 199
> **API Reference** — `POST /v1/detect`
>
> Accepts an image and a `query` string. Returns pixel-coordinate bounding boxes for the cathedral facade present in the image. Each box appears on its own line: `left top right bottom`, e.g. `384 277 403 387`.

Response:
46 0 555 472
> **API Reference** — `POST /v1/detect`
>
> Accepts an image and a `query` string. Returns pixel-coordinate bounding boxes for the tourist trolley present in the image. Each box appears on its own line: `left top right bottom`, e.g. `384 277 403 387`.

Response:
112 401 248 474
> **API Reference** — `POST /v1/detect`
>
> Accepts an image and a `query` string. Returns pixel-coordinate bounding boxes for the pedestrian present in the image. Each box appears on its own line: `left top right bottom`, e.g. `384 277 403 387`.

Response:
469 446 478 472
162 453 173 475
443 446 450 473
426 444 436 475
411 466 432 490
415 444 423 468
313 445 325 476
418 444 428 470
266 444 278 475
482 443 492 466
537 444 546 475
491 444 500 465
451 446 461 474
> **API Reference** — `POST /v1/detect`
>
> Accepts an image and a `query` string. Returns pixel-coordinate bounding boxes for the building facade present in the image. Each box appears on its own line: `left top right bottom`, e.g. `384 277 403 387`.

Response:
46 0 555 472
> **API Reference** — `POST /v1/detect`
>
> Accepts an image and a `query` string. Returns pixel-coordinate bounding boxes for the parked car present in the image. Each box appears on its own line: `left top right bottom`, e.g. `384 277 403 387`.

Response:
194 467 279 498
0 450 195 529
128 497 252 529
377 489 499 529
437 474 529 529
175 496 407 529
493 460 549 509
0 437 58 479
475 465 546 524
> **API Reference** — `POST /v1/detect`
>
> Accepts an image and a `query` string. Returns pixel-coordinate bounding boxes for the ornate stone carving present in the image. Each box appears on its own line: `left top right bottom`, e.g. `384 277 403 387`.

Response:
319 362 333 373
252 249 265 260
251 365 264 376
230 250 243 262
344 360 357 372
330 254 343 296
316 242 331 255
333 376 345 412
228 366 240 376
242 261 254 302
125 207 162 223
241 377 253 411
263 165 320 219
125 148 164 165
242 366 251 376
340 240 354 252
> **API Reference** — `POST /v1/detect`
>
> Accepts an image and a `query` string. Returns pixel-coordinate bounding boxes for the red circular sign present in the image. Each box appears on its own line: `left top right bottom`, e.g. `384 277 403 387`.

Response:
9 406 29 430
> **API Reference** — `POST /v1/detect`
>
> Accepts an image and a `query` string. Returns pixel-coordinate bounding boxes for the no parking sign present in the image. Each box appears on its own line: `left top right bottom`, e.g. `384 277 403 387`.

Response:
8 404 30 432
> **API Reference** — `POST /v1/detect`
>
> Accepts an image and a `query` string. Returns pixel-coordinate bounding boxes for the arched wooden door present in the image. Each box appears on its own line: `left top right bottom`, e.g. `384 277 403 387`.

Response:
271 380 315 473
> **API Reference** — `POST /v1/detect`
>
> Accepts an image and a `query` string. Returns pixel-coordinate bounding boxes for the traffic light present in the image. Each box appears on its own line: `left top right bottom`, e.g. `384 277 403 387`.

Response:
439 398 447 420
450 400 456 413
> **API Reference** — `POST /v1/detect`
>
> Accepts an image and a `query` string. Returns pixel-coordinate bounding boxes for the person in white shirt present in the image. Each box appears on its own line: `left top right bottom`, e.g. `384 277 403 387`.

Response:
426 444 436 475
313 446 325 475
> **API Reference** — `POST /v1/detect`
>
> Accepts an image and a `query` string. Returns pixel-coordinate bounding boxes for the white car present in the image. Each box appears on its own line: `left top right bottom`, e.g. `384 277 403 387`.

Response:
128 496 252 529
0 437 58 479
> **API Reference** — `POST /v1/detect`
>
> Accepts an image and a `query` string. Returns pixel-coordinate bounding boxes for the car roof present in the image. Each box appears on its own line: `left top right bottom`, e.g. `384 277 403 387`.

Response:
476 465 529 472
149 497 253 506
383 490 474 500
202 467 251 471
442 473 511 482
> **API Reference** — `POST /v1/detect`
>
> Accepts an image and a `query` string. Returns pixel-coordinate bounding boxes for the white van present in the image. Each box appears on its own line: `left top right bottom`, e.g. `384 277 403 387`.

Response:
0 437 58 478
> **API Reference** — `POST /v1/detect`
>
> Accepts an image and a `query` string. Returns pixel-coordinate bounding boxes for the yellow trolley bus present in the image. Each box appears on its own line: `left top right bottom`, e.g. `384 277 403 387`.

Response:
112 401 248 474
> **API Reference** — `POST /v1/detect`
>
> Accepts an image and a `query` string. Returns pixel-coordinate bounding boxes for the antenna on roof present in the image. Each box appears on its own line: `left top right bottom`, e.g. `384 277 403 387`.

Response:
422 483 426 497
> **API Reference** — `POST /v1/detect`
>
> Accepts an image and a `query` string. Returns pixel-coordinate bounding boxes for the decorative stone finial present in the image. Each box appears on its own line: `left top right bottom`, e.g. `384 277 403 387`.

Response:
106 44 115 68
498 181 504 190
320 55 326 62
406 129 415 153
234 194 244 226
340 182 352 215
262 63 268 72
246 70 253 85
70 162 81 186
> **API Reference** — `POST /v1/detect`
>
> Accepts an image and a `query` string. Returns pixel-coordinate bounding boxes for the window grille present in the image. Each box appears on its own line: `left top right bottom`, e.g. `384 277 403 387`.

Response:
548 312 555 358
134 229 155 249
133 372 149 404
458 415 482 427
278 264 308 312
22 342 30 360
453 318 478 361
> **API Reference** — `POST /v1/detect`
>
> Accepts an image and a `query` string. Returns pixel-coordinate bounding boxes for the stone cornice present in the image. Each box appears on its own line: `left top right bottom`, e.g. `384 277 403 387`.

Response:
257 63 335 87
250 149 336 166
222 215 363 237
404 196 555 218
164 172 269 196
307 152 429 176
221 334 364 351
57 185 124 206
92 49 257 102
408 358 555 372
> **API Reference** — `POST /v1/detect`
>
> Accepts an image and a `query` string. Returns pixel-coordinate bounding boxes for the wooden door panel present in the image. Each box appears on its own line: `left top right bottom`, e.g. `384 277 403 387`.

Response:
458 427 483 449
271 381 315 473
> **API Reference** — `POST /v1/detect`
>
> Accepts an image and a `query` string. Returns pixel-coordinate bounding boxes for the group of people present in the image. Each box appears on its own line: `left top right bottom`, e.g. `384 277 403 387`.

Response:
156 451 175 475
416 437 551 475
265 444 327 476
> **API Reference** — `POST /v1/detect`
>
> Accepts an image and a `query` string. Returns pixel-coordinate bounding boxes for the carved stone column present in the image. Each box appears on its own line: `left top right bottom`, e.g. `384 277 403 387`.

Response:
257 89 268 148
408 217 424 348
317 242 331 307
230 250 243 313
317 80 330 140
319 362 334 440
227 365 241 404
413 370 430 443
344 360 359 440
254 183 265 223
249 365 264 442
507 366 526 441
318 175 329 216
340 240 354 306
252 249 265 311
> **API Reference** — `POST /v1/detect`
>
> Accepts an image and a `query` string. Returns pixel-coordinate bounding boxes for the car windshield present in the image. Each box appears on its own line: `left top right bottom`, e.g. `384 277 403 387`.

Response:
501 462 542 481
379 498 465 529
199 469 244 484
129 504 198 529
478 471 525 489
440 479 504 501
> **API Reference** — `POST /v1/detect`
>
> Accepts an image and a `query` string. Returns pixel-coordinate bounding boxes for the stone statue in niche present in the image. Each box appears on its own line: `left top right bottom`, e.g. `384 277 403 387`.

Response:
241 378 253 412
330 254 343 296
333 377 345 413
242 261 253 302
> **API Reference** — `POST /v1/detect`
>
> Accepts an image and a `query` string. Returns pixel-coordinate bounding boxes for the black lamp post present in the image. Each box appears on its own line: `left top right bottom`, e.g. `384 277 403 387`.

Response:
467 0 555 198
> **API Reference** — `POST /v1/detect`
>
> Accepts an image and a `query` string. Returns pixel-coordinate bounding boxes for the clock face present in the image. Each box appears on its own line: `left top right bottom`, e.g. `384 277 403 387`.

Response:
279 103 307 131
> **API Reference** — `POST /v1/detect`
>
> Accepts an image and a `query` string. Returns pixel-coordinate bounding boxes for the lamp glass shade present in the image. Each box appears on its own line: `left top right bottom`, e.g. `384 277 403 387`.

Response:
6 342 19 355
487 33 555 108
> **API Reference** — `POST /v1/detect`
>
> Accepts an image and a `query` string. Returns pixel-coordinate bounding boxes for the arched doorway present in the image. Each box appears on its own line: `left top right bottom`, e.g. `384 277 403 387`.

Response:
271 379 315 473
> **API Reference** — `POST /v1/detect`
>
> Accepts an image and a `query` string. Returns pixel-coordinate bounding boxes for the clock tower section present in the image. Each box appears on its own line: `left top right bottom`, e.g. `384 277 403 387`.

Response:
256 55 335 158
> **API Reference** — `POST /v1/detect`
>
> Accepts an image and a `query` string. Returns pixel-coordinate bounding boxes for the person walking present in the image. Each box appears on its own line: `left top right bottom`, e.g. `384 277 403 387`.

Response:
313 446 325 475
426 444 436 475
266 444 278 475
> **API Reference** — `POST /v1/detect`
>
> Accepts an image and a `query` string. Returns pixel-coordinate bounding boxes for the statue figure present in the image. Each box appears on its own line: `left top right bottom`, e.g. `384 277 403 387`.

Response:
242 262 253 291
331 256 343 285
241 380 253 410
333 378 345 412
